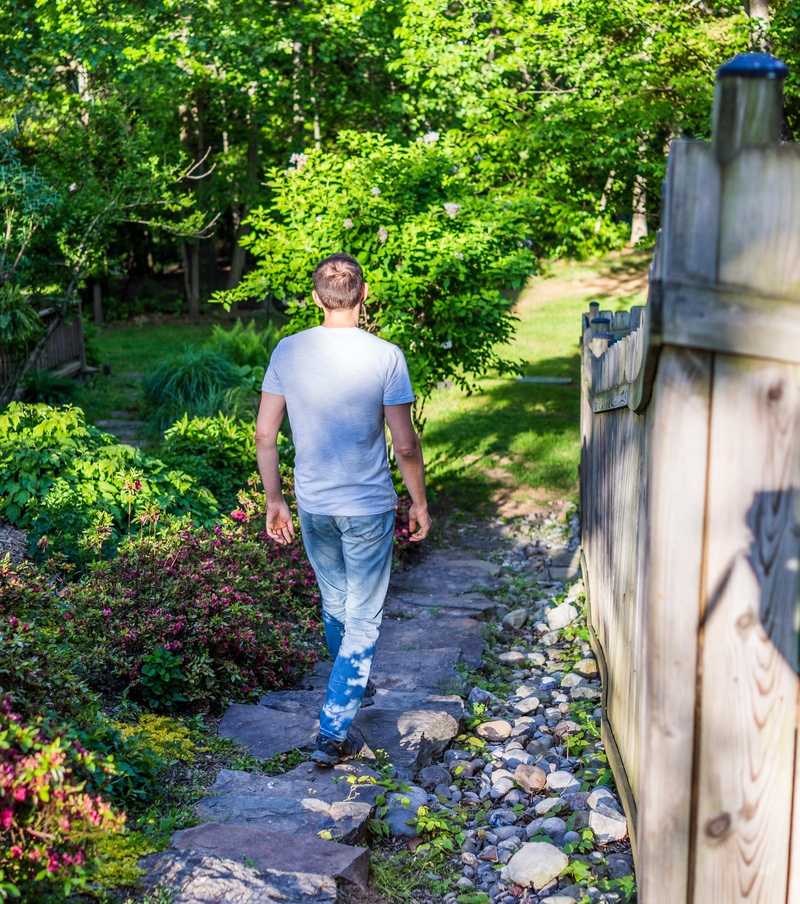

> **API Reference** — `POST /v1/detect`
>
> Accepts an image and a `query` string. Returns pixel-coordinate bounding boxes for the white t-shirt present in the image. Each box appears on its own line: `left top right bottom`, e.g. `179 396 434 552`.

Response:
262 326 415 515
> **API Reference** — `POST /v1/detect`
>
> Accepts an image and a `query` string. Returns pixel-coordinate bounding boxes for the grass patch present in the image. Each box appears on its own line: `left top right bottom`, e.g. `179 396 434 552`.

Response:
422 251 649 517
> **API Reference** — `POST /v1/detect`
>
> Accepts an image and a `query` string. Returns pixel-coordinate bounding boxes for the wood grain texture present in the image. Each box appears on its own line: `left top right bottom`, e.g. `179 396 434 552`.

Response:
693 355 800 904
636 347 712 904
661 141 720 285
662 280 800 365
719 147 800 297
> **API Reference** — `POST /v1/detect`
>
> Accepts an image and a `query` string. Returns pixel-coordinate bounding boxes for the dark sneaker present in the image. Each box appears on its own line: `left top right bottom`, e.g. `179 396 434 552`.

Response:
360 679 377 708
311 733 357 767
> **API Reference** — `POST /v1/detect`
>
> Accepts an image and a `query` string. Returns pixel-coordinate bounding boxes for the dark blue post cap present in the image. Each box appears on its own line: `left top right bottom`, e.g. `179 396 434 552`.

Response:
591 317 612 326
593 332 614 341
717 53 789 80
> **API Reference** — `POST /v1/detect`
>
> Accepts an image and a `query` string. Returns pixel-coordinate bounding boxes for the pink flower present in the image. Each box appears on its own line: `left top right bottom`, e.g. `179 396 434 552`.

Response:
230 510 247 522
0 809 13 828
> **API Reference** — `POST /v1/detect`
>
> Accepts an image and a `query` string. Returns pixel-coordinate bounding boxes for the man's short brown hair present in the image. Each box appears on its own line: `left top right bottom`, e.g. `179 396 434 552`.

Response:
313 253 364 310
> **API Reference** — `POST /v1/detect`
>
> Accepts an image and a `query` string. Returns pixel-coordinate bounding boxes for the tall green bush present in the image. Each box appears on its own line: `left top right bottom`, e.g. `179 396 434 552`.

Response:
215 132 536 424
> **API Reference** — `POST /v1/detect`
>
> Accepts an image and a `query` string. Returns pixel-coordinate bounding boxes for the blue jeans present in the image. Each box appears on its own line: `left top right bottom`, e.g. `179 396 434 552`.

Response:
298 508 395 742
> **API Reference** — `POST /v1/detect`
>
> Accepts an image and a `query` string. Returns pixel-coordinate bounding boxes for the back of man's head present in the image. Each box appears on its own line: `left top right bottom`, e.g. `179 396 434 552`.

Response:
313 253 364 310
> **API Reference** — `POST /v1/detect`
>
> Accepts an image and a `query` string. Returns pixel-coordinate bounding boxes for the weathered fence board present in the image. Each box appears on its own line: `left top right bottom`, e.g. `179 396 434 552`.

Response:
580 54 800 904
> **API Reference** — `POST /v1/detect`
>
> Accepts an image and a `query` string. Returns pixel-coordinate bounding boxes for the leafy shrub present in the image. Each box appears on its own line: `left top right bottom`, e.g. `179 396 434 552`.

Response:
0 695 125 902
19 370 78 405
139 648 187 710
57 513 322 710
0 403 219 564
0 559 99 722
206 318 282 368
159 412 293 509
141 346 253 432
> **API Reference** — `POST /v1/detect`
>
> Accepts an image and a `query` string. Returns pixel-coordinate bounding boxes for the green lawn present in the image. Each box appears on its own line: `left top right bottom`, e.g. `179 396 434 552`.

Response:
421 252 650 517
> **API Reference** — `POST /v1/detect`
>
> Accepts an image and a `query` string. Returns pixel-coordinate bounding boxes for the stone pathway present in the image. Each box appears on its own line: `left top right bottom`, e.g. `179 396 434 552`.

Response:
141 539 504 903
141 506 635 904
94 409 146 447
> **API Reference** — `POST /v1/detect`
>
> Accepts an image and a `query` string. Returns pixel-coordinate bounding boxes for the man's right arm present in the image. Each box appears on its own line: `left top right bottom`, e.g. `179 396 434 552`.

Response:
384 403 431 542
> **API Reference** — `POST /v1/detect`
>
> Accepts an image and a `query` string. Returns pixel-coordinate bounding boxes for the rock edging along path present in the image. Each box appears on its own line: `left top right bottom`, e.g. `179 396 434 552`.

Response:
141 545 504 903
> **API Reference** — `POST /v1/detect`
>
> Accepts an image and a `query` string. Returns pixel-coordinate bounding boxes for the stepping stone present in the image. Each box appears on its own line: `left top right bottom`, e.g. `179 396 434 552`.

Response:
353 691 463 771
386 591 496 619
219 704 317 760
170 823 369 890
369 647 465 693
390 550 503 596
378 615 484 668
196 762 380 845
140 849 339 904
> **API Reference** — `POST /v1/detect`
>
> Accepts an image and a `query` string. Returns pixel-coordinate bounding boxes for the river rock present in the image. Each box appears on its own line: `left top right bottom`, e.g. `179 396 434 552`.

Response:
546 603 578 631
501 842 569 889
546 771 581 795
589 805 628 843
503 608 529 630
477 720 513 742
514 764 547 794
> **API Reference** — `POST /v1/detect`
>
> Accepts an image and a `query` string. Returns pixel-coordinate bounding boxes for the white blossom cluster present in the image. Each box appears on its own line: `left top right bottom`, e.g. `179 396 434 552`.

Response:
378 226 388 244
444 202 461 219
371 186 381 196
441 340 453 349
289 152 308 171
422 130 440 144
454 251 464 260
343 218 355 229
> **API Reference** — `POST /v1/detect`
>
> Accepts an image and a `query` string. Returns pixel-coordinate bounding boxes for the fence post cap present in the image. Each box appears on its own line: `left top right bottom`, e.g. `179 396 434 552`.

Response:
717 53 789 80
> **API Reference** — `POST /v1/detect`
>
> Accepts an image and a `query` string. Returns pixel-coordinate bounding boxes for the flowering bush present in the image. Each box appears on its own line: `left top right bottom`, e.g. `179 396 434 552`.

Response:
0 696 125 901
0 559 98 723
57 509 322 710
215 131 537 422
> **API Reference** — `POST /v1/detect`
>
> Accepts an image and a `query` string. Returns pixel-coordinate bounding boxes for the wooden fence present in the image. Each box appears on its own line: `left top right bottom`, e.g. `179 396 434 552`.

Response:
0 306 87 388
580 54 800 904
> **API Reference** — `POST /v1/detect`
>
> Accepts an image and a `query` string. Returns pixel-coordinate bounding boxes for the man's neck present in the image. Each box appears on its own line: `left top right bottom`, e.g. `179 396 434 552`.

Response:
320 305 360 329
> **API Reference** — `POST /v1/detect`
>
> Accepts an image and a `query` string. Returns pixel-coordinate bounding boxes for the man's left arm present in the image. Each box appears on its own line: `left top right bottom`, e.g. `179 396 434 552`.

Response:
255 391 295 545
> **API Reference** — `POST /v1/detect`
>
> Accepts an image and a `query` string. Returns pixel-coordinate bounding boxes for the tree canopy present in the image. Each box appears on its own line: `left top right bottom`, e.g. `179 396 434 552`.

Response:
2 0 796 390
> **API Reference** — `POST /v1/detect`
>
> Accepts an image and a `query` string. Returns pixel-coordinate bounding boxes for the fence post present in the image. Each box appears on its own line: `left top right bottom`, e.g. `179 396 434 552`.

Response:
712 53 788 163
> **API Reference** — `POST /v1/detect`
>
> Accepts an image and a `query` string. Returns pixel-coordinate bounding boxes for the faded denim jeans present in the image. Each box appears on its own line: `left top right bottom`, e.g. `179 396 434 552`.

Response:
298 507 395 742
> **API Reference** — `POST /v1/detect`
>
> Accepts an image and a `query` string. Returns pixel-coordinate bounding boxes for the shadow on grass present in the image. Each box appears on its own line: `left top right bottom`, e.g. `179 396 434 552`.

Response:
423 353 581 518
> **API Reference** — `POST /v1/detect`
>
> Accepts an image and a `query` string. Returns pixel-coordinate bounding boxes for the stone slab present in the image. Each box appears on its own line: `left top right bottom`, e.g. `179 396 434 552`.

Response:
196 762 380 844
353 692 463 771
390 550 503 596
378 615 484 668
141 850 338 904
386 591 496 619
171 823 370 891
369 648 465 693
219 704 317 759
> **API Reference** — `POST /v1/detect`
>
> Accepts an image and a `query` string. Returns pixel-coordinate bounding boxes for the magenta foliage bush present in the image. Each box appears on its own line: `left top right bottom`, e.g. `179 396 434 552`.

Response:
57 507 323 710
0 695 124 900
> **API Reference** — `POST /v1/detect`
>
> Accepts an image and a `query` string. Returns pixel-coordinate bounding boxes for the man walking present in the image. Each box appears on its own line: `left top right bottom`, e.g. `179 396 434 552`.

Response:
255 252 431 766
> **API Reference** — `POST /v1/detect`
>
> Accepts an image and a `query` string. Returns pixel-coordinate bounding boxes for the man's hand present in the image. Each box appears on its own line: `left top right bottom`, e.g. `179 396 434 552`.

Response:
266 500 295 545
408 504 432 542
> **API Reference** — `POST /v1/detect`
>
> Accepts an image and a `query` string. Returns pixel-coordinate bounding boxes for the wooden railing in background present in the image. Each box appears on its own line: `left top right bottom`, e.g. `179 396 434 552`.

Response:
0 306 87 388
580 54 800 904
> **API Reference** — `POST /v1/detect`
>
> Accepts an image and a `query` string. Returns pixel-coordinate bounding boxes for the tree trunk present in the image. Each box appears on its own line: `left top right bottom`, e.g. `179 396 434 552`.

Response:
629 175 648 246
227 115 260 290
182 239 201 320
748 0 770 50
92 280 103 325
594 171 616 236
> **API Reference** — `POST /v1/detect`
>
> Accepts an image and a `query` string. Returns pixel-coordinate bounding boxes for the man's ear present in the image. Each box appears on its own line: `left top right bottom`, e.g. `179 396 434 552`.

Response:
312 290 324 309
361 283 369 302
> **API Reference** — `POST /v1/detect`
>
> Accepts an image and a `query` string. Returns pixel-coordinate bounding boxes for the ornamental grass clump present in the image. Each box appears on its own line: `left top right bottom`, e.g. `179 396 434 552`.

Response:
58 512 323 711
0 695 125 902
